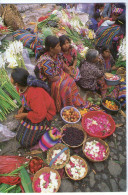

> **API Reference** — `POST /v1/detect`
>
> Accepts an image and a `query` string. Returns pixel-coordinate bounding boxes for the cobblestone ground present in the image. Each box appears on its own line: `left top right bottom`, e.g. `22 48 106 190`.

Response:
0 3 127 192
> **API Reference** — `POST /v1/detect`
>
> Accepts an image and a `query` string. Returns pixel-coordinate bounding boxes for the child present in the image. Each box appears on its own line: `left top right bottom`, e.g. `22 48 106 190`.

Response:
59 35 81 81
11 68 56 148
99 46 117 72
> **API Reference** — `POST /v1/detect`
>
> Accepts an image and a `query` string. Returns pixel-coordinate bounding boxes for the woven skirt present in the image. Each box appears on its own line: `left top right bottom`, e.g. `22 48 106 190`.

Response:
16 118 50 148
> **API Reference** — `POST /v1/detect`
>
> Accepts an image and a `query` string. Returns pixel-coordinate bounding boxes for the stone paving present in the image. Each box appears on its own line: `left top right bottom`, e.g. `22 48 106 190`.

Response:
0 3 127 192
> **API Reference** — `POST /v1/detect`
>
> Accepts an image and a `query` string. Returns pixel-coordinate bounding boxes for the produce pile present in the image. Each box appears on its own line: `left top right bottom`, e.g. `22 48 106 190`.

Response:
103 100 119 110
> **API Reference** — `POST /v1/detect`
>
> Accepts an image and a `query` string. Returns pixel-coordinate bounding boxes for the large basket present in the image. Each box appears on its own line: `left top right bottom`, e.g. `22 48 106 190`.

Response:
65 155 88 180
47 143 70 169
1 5 25 31
82 111 116 139
82 137 110 162
32 167 61 192
61 124 87 148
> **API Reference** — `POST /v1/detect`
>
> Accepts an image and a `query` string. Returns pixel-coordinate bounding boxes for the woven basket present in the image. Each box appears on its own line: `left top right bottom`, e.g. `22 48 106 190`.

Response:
82 137 110 162
65 155 88 180
61 124 87 148
47 143 70 169
32 167 61 192
1 5 25 31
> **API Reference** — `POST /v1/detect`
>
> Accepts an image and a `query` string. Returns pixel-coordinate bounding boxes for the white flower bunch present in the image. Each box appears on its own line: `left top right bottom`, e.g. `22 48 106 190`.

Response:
0 17 4 26
5 40 24 69
39 171 58 193
52 10 62 18
80 47 89 58
84 141 106 158
0 54 6 68
66 157 86 179
52 149 67 165
118 37 126 61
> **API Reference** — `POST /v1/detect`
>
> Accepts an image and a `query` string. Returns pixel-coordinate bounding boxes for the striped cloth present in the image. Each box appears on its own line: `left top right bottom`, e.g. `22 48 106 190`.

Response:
95 25 121 47
12 28 44 59
39 128 62 151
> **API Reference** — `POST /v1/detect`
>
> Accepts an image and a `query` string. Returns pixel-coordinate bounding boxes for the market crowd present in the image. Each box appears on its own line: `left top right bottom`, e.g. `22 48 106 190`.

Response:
1 3 126 149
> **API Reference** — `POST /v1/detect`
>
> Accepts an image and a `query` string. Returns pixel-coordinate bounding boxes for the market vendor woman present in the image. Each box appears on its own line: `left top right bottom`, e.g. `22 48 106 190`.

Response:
36 35 86 112
11 68 56 148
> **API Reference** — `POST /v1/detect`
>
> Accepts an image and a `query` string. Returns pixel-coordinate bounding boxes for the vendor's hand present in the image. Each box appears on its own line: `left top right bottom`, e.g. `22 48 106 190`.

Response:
98 58 103 64
103 17 109 21
15 113 28 120
18 106 24 114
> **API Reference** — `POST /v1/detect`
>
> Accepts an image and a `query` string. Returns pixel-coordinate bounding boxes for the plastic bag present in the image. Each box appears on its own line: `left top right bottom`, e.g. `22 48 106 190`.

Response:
0 124 16 142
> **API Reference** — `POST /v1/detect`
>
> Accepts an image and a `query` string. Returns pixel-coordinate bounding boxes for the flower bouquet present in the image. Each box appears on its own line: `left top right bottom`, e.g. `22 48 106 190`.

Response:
4 40 26 69
47 143 70 169
83 137 110 162
32 167 61 193
82 111 116 138
65 155 88 180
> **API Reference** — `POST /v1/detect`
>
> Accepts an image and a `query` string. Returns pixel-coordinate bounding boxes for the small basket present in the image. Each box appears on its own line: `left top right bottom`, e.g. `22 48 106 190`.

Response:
60 106 81 124
32 167 61 192
65 155 88 180
47 143 70 169
82 137 110 162
61 124 87 148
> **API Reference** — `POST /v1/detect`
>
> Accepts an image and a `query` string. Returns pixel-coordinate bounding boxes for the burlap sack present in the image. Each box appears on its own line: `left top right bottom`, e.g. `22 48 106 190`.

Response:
1 4 25 30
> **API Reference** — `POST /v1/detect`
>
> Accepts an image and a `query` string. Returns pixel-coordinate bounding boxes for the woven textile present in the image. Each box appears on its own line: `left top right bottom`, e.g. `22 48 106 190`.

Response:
16 118 49 148
95 25 121 47
39 128 61 151
12 28 44 59
112 8 123 14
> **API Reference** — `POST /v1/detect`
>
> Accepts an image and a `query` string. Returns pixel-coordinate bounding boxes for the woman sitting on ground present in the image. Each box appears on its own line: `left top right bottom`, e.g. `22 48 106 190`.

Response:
59 35 81 81
11 68 56 148
35 35 86 112
99 45 117 73
77 49 104 91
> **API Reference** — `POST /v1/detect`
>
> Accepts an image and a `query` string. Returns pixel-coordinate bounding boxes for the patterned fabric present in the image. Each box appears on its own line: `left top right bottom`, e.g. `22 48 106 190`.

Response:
61 47 77 67
95 25 121 47
112 8 123 14
37 53 85 112
78 61 104 91
39 127 61 151
12 28 44 59
99 54 115 73
16 118 49 148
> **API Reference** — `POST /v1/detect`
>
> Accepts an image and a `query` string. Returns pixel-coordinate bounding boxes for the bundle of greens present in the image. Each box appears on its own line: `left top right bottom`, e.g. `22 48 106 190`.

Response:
0 67 21 121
